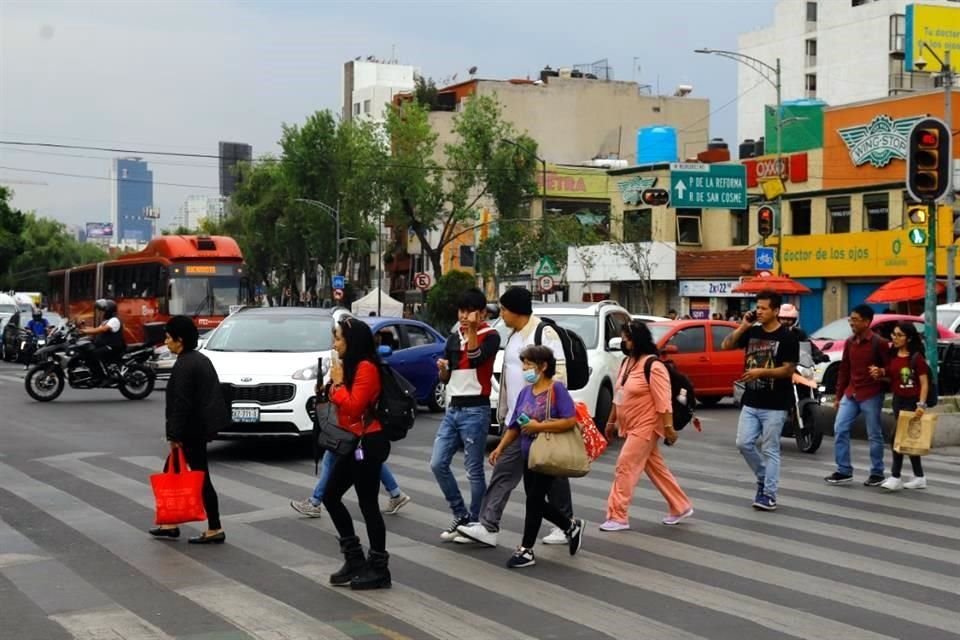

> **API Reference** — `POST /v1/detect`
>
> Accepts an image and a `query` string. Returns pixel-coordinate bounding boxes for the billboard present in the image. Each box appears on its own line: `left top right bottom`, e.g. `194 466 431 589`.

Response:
905 3 960 73
85 222 114 238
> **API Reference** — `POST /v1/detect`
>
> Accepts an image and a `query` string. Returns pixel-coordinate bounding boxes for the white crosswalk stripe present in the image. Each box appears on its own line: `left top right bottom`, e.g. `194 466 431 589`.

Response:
0 431 956 640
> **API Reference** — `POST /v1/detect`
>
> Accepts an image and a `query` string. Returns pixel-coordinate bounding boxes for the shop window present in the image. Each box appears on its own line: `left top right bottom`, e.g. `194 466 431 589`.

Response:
731 210 749 246
828 197 851 234
623 209 652 243
791 200 811 235
864 193 889 231
677 209 702 246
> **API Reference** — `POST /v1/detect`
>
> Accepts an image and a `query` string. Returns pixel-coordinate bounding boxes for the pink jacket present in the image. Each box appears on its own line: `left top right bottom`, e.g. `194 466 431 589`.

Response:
613 355 672 441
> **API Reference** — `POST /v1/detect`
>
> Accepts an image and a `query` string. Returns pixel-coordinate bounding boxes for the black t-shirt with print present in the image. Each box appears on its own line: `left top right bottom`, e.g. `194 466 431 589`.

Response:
736 324 800 411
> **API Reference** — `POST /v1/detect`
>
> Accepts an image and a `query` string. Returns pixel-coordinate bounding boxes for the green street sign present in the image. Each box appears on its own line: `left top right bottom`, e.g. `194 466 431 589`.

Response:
669 163 748 210
908 227 927 246
535 255 560 277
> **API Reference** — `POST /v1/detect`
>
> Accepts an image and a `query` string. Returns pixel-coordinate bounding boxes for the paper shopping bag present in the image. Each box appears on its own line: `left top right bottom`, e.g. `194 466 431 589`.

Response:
893 411 937 457
150 449 207 525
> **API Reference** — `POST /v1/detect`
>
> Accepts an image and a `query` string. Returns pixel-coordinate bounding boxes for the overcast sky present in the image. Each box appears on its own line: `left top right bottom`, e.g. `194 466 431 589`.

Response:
0 0 776 231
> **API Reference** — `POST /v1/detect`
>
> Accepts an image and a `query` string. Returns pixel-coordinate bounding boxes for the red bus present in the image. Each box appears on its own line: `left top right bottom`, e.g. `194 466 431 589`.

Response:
48 235 249 344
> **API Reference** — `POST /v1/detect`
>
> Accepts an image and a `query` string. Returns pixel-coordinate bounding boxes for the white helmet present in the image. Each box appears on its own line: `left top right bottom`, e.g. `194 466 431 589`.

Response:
778 303 799 320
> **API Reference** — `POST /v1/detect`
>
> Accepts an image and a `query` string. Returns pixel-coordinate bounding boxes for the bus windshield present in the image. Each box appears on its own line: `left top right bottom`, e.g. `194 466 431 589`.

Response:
169 276 245 316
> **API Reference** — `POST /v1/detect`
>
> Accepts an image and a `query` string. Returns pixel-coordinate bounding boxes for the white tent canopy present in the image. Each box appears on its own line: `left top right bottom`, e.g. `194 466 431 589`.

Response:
351 288 403 317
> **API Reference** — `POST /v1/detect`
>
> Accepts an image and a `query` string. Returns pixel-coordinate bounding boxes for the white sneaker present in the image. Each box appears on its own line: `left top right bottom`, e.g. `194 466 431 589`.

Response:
456 522 497 547
452 535 476 544
880 476 903 492
903 476 927 490
542 526 568 545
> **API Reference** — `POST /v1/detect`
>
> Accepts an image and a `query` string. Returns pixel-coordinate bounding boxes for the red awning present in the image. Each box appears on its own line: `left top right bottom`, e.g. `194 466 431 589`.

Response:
865 277 945 304
732 274 812 295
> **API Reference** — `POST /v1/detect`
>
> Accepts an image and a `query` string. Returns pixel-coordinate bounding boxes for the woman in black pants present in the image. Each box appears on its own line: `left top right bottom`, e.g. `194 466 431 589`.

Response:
322 318 391 590
149 315 229 544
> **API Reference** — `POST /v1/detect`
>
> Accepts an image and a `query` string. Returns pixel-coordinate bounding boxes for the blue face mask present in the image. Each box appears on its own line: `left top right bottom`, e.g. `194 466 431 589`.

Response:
523 369 539 384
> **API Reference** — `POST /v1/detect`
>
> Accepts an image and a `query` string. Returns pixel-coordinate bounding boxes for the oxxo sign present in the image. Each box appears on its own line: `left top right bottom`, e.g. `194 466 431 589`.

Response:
742 153 808 188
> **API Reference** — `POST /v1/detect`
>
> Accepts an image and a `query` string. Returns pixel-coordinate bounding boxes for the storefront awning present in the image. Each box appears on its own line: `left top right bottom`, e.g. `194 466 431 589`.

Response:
733 273 811 295
865 277 945 304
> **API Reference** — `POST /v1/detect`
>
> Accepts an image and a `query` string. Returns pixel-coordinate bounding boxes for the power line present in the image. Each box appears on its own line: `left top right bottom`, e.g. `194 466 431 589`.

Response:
0 166 220 190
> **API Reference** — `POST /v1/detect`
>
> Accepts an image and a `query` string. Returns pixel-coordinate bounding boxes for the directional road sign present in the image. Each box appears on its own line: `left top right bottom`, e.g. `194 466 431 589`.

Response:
908 227 927 246
754 247 776 271
332 275 345 290
670 163 748 210
535 256 560 277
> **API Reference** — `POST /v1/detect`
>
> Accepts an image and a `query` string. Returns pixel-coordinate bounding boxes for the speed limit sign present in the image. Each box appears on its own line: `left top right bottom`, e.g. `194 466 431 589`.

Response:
537 275 555 292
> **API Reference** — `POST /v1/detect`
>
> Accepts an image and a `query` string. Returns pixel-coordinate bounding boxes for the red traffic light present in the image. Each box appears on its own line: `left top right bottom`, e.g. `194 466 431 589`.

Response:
907 118 951 202
757 205 775 239
640 189 670 206
918 130 939 147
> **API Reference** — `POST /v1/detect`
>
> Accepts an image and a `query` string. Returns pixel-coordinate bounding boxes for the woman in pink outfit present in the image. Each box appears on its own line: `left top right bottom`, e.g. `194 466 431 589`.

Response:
601 321 693 531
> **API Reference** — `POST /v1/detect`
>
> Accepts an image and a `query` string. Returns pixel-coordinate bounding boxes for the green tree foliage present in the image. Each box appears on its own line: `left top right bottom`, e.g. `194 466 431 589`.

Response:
0 186 26 287
412 75 439 109
425 269 477 330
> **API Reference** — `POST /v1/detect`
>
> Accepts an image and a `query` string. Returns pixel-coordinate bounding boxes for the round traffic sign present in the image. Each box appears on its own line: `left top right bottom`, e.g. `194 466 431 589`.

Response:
333 288 344 301
538 275 555 292
414 272 432 290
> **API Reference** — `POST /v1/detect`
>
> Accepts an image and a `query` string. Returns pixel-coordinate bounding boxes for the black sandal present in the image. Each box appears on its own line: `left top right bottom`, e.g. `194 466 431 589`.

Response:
148 526 180 539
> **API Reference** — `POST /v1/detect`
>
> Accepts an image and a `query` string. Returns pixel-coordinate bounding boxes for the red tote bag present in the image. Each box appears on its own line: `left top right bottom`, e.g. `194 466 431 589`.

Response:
575 401 608 461
150 449 207 525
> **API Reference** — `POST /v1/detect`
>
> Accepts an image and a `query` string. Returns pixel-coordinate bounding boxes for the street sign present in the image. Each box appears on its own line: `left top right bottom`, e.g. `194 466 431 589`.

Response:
535 255 560 277
754 247 775 271
537 275 555 292
908 227 927 246
414 272 432 290
332 275 345 290
333 289 344 301
669 163 748 210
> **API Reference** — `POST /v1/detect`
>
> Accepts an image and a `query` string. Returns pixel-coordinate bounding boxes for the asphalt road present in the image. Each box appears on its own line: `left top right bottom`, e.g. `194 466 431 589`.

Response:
1 360 958 640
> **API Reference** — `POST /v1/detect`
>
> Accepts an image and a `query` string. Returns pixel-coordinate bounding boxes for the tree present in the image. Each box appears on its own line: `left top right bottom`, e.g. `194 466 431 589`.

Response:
611 241 660 314
412 74 439 110
383 95 538 280
4 211 107 292
0 186 26 288
424 269 477 330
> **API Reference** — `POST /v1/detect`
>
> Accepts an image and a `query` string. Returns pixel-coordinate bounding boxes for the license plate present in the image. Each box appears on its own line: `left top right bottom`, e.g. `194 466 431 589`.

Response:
232 406 259 423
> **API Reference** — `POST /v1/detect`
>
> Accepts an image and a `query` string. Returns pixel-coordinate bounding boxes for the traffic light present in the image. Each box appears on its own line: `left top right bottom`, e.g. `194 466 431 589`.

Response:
640 189 670 206
906 117 951 203
906 204 927 226
757 205 774 239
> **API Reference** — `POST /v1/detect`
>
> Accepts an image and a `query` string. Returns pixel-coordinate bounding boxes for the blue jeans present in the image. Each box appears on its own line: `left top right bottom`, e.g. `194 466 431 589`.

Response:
310 450 401 505
430 405 489 521
833 394 885 477
736 406 787 498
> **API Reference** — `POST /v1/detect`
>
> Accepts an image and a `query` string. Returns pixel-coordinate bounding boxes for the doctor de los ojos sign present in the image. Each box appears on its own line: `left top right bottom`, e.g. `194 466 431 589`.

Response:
838 114 924 168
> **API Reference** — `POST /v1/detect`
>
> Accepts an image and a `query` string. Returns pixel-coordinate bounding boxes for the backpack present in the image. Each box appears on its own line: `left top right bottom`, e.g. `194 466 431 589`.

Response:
535 318 590 391
643 356 697 431
372 362 418 441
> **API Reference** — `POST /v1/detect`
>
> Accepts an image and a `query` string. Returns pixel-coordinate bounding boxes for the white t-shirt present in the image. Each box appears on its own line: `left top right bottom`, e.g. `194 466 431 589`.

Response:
502 321 565 422
103 317 121 333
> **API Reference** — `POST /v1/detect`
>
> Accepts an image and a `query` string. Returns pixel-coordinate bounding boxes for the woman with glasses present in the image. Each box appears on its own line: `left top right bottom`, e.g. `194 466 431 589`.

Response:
870 321 929 491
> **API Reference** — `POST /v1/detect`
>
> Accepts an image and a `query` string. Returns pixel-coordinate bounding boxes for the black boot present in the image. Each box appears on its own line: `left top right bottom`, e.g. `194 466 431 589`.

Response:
350 549 391 590
329 536 365 587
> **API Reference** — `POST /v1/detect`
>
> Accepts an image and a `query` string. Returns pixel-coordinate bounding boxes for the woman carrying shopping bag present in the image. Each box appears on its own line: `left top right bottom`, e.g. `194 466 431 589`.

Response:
871 321 930 491
489 345 585 569
601 320 692 531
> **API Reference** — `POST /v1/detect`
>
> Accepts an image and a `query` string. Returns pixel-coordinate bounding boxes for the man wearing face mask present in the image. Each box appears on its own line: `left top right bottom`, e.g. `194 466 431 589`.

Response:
456 287 577 548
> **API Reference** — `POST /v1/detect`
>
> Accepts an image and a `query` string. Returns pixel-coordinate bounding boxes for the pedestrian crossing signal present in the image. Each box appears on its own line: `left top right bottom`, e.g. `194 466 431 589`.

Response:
906 205 927 226
641 189 670 206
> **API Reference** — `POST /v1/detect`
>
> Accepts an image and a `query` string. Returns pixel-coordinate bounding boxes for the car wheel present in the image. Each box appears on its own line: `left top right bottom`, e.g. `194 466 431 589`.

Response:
428 380 446 412
594 384 613 428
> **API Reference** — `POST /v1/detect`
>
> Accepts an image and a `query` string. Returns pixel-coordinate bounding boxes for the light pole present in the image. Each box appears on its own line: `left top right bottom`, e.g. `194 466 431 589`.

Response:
695 48 783 272
295 197 341 278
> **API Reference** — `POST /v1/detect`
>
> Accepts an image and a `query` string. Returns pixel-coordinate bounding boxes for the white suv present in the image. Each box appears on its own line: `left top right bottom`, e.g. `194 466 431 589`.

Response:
489 300 631 435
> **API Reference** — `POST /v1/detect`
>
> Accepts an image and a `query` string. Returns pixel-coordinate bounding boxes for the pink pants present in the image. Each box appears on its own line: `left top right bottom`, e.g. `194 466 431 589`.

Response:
606 433 691 522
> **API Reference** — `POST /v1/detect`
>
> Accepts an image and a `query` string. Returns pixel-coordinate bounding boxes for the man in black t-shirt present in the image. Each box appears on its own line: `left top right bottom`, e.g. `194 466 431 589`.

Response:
721 290 799 511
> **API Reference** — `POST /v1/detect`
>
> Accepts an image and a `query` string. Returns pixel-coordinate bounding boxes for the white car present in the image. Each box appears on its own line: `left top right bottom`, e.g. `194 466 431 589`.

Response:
937 303 960 333
201 306 350 439
489 300 632 434
632 314 670 324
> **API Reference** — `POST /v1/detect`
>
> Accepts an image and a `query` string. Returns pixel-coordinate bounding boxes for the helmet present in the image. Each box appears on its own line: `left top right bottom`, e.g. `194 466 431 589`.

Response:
32 308 42 320
778 303 799 320
95 299 118 318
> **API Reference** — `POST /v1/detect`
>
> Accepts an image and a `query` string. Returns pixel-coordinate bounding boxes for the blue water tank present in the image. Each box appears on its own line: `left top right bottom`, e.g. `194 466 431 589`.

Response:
637 126 678 165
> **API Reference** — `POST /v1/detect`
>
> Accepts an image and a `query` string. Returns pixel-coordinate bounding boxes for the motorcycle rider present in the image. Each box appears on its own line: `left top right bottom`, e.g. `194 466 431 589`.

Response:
79 299 125 380
778 304 828 364
26 308 50 338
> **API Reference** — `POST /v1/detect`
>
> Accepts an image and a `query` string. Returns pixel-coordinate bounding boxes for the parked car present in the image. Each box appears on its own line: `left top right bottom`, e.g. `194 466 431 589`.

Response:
937 303 960 333
201 306 351 439
647 320 744 406
1 309 28 362
489 300 632 434
151 329 212 380
362 316 447 412
811 314 958 393
632 314 670 324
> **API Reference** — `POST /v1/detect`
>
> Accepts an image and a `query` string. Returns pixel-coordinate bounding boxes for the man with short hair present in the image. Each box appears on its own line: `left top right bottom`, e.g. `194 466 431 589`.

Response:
721 290 799 511
824 304 889 487
432 288 500 541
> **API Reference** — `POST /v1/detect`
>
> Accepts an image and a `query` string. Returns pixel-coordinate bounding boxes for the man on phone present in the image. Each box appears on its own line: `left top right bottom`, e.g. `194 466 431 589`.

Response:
432 288 500 541
721 290 798 511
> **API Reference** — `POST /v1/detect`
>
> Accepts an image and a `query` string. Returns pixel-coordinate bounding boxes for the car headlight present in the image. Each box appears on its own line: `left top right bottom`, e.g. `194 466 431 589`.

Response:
292 364 319 380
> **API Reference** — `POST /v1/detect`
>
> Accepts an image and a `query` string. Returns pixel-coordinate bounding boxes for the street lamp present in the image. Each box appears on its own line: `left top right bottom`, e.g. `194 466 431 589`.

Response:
295 198 341 275
695 48 784 272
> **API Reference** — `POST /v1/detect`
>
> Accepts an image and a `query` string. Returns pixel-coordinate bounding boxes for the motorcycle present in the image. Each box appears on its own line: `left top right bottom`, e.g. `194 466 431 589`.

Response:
17 329 48 365
781 342 826 453
25 329 157 402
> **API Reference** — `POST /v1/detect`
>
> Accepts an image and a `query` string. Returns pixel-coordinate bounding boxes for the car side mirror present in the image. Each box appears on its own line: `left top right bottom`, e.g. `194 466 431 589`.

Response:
661 344 679 356
607 337 623 351
377 345 393 357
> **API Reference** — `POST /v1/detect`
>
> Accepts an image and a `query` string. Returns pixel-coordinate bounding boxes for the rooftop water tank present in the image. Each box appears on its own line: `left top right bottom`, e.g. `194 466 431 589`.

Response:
636 126 678 165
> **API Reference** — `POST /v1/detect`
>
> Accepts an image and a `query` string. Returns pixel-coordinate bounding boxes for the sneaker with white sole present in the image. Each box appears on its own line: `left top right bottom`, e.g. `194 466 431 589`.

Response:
903 476 927 490
456 522 498 547
440 515 471 542
542 526 568 545
880 476 904 491
290 498 323 518
662 507 694 525
383 493 411 515
506 546 536 569
599 519 630 532
566 518 585 556
452 535 476 544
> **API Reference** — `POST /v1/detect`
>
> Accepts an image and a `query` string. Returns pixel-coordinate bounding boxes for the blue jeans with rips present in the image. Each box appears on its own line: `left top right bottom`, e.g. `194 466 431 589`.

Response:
736 405 787 498
430 404 489 521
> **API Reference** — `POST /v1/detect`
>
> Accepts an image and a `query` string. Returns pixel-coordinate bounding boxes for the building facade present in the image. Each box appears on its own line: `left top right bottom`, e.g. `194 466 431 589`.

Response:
179 195 224 230
342 58 417 125
219 142 252 198
109 158 153 244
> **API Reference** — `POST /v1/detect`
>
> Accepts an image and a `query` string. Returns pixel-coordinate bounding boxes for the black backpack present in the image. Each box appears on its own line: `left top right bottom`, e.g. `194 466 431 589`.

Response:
535 318 590 391
643 357 697 431
372 362 418 441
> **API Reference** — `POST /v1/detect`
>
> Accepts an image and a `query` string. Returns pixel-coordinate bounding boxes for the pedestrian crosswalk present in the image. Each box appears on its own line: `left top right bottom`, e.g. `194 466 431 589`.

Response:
1 436 958 640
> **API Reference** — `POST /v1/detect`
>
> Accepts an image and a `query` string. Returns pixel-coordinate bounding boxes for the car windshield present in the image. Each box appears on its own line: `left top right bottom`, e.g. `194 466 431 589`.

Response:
204 314 333 352
647 324 673 344
491 314 599 349
938 309 960 331
0 304 17 314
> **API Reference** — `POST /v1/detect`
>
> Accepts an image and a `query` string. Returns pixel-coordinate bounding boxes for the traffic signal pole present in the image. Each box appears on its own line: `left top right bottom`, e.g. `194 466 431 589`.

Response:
925 202 939 381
